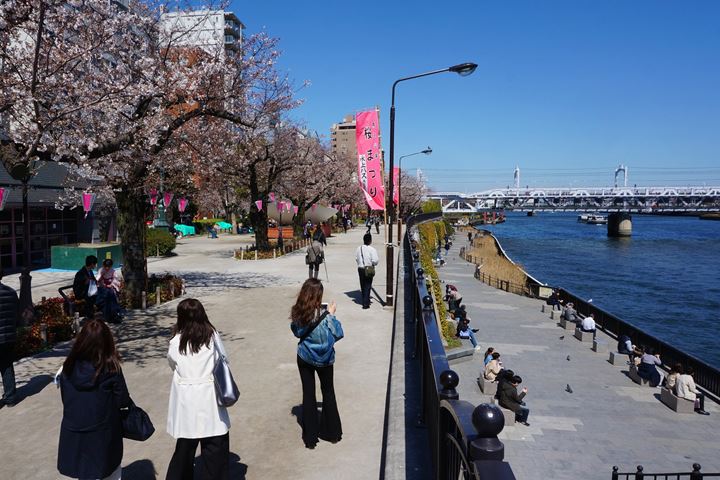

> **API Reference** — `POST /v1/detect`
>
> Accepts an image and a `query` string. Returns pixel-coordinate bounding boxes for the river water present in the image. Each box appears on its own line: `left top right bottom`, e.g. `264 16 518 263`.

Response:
478 213 720 368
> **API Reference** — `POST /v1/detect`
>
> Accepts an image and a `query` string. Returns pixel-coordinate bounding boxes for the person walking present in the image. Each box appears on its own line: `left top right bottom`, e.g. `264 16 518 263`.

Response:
96 259 123 324
306 237 325 279
57 319 131 480
355 233 379 309
290 279 344 448
73 255 99 319
166 299 232 480
0 267 19 408
313 224 327 247
374 216 380 235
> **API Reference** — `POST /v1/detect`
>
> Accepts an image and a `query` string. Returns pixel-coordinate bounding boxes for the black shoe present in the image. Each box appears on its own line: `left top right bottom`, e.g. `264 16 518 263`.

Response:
697 410 710 416
304 442 317 449
362 305 370 310
471 328 479 333
520 421 530 426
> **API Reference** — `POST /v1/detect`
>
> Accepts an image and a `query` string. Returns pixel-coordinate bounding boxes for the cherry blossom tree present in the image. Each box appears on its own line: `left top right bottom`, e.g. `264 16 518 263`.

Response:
1 0 298 305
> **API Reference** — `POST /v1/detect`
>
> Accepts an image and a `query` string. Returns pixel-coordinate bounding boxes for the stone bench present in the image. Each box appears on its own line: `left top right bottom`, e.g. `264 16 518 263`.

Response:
550 309 560 320
608 351 629 366
593 339 609 353
660 387 695 414
491 399 516 426
574 327 594 342
477 377 498 396
560 317 576 331
628 364 651 386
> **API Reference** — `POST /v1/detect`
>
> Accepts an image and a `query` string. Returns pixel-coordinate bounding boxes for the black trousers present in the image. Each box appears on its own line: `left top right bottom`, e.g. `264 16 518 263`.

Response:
297 356 342 446
166 432 229 480
0 343 16 401
358 268 373 308
308 263 320 279
695 393 705 412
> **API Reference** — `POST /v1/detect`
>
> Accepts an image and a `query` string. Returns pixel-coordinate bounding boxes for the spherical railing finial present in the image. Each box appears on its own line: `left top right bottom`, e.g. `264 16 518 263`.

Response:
472 403 505 437
416 267 424 278
439 370 459 399
422 295 433 308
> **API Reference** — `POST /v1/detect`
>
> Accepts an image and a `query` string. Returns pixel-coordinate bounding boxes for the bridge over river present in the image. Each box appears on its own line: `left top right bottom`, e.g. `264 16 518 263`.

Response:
429 186 720 214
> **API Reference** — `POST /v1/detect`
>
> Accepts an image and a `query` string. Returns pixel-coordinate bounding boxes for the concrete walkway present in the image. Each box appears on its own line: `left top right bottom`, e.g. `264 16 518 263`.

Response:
439 238 720 480
0 228 394 479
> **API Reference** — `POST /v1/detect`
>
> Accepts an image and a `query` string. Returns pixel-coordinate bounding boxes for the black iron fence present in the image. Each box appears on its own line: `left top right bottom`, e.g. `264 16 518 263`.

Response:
612 464 720 479
559 287 720 402
405 213 516 480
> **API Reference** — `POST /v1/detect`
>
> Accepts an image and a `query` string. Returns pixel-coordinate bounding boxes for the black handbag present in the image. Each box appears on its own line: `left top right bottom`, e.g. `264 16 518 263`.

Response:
121 400 155 441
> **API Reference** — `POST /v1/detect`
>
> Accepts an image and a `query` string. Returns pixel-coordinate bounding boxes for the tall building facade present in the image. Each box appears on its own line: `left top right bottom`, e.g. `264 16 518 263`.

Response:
331 115 356 163
160 10 244 55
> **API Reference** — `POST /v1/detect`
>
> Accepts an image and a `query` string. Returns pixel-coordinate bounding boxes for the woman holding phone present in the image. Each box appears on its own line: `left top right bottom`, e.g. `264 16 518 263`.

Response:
290 278 344 449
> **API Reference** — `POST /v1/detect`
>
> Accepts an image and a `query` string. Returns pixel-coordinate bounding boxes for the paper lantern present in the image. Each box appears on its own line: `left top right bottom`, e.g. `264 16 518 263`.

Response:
163 191 174 207
82 192 96 219
148 187 158 206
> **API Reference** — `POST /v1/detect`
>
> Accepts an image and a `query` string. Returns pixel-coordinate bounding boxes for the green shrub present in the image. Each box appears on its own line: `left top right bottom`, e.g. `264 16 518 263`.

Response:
421 199 442 213
146 228 177 256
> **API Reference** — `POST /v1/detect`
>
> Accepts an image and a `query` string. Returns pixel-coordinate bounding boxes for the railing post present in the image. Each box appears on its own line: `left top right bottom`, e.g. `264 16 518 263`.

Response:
611 466 619 480
634 465 644 480
690 464 702 480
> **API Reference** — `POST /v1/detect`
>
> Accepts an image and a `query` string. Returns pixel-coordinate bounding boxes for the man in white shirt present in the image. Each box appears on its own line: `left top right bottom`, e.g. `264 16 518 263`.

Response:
580 313 596 332
676 366 709 415
355 233 379 309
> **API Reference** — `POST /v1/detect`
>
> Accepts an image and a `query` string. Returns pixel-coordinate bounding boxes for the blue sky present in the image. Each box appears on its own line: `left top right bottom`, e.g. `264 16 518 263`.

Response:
230 0 720 192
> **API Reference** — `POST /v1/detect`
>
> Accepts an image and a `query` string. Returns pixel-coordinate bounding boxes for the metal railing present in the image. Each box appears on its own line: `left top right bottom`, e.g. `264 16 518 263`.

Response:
405 213 516 480
559 287 720 402
612 464 720 479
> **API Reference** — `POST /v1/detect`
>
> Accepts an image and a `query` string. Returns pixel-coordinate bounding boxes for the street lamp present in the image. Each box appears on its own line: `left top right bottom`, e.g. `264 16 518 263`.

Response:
385 62 477 307
397 147 432 244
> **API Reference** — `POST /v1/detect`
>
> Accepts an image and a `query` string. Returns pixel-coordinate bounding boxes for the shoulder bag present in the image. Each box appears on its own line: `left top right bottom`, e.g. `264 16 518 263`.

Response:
121 399 155 441
360 246 375 278
297 311 329 345
212 334 240 407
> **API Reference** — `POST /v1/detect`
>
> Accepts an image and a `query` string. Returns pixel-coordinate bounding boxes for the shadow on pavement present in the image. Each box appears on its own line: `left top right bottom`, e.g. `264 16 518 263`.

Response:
343 290 363 305
192 452 247 479
370 287 386 307
114 310 173 368
12 374 54 404
123 459 157 479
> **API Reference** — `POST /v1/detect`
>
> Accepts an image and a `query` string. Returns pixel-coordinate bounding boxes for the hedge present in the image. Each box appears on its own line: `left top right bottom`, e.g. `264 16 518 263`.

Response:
146 228 177 256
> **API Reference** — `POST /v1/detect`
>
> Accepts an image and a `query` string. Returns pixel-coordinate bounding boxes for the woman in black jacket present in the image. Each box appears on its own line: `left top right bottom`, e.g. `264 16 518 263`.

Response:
57 318 130 480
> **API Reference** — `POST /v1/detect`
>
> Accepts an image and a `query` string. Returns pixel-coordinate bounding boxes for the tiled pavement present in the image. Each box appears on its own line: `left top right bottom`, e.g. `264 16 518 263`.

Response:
440 240 720 480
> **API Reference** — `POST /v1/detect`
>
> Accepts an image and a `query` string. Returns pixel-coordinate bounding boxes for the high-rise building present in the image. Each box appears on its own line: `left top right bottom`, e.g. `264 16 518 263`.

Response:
330 115 356 163
160 9 244 55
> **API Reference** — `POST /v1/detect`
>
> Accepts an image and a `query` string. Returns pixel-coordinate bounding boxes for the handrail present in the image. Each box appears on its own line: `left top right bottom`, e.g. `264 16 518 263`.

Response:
559 287 720 402
405 212 516 479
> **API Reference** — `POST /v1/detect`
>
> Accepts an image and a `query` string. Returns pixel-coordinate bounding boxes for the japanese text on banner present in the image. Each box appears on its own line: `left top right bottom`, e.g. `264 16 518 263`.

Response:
356 110 385 211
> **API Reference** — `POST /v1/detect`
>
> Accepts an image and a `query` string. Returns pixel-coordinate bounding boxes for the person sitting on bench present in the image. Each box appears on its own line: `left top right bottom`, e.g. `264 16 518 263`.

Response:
499 375 530 426
676 366 709 415
637 347 663 387
665 363 683 391
547 290 563 311
456 319 478 349
562 302 579 322
580 313 596 332
483 352 502 381
483 347 495 367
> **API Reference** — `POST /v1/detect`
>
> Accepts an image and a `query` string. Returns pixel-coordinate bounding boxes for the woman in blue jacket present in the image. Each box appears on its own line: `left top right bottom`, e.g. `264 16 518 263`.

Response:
57 319 130 480
290 278 344 449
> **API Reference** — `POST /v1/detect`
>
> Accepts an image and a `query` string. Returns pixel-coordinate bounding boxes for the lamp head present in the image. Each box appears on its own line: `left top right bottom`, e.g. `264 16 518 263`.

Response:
449 62 478 77
422 147 432 155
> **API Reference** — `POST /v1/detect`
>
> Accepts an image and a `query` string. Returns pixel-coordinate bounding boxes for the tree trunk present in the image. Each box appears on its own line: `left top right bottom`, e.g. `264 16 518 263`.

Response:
116 189 148 308
249 208 270 250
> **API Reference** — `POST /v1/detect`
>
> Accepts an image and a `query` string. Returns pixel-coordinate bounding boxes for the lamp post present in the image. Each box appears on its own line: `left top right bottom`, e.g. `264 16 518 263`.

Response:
385 62 477 307
397 147 432 244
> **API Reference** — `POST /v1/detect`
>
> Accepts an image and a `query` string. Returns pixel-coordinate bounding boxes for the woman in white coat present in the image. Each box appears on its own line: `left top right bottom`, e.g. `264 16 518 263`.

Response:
166 298 231 480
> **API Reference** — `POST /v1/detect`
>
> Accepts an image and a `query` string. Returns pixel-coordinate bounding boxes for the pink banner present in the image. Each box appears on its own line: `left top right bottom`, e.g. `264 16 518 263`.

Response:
148 187 158 206
82 192 95 219
178 197 189 212
0 188 5 211
311 204 317 211
254 200 263 211
393 167 400 206
356 109 385 211
269 192 275 202
163 191 174 208
293 206 299 214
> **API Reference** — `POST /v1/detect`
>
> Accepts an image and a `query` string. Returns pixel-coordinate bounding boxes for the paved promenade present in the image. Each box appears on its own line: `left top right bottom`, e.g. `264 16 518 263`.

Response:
0 228 394 479
439 239 720 480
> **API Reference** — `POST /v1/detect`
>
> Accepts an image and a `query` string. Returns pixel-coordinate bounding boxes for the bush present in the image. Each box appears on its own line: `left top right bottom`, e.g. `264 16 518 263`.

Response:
14 297 73 360
192 218 226 233
146 228 176 256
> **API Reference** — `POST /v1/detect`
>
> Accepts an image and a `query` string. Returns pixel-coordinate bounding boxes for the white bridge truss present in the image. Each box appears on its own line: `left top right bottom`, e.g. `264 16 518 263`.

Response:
431 186 720 214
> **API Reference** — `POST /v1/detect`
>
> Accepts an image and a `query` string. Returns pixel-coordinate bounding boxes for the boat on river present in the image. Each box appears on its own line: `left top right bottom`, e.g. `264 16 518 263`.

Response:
586 214 607 225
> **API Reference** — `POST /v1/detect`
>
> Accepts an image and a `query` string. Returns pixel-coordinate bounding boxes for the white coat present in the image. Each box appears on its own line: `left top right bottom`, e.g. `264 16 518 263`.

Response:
167 331 231 439
675 374 699 402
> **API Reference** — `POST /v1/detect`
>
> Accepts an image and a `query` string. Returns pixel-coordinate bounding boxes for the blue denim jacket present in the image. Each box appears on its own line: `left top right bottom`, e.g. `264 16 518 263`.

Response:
291 313 344 367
